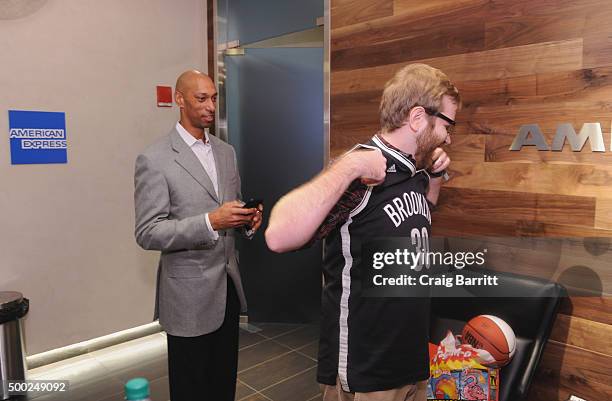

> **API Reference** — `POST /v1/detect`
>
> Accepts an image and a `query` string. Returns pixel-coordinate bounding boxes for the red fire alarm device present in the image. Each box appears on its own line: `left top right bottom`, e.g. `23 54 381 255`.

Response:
157 86 173 107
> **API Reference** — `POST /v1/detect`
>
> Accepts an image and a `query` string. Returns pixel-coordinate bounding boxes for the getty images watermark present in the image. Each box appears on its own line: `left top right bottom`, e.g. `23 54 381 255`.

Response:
371 247 498 288
360 237 610 298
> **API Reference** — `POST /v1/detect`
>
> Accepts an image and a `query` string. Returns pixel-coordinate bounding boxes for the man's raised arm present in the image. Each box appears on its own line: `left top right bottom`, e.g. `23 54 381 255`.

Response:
265 148 386 253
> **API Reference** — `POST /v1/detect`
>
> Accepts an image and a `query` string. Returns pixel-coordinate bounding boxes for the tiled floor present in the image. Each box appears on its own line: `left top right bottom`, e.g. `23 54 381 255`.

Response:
22 323 321 401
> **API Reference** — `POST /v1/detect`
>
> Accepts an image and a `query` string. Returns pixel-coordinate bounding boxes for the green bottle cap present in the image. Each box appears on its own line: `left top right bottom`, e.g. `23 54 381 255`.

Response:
125 378 150 400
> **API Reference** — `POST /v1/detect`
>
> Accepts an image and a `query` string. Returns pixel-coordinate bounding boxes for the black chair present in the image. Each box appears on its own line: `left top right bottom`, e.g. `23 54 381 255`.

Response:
429 269 565 401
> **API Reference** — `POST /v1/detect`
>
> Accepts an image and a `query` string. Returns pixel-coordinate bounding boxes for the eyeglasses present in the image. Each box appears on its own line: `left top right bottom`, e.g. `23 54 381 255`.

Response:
423 107 456 135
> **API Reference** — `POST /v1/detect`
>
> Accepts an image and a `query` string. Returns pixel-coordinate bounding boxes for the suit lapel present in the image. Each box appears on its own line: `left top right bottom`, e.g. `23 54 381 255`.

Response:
171 130 219 203
209 136 226 203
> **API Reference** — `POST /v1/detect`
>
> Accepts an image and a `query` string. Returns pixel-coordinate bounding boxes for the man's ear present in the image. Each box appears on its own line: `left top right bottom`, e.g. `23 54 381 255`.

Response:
408 106 426 132
175 90 185 108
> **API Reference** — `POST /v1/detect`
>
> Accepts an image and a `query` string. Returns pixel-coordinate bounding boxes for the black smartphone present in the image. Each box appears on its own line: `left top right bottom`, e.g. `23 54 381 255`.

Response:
243 198 263 209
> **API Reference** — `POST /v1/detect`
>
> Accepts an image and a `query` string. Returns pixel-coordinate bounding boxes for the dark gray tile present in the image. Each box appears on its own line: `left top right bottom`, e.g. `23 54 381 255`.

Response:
235 380 256 400
26 326 339 401
239 351 316 391
252 323 302 339
239 393 269 401
262 366 320 401
306 395 323 401
296 340 318 360
240 329 267 349
238 339 291 372
273 325 319 349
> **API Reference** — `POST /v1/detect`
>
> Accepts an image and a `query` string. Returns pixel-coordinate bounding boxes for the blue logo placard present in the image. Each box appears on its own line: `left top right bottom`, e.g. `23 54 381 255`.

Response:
9 110 68 164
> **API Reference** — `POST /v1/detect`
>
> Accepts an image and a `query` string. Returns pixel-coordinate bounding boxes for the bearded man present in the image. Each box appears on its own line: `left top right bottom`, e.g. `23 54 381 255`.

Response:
265 64 460 401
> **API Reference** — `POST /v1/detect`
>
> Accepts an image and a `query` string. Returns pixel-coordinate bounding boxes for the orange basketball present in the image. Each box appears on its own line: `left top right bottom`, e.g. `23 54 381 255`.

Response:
461 315 516 368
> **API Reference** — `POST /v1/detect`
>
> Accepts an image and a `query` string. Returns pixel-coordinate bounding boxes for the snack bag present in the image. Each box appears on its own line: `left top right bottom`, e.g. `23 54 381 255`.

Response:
427 331 500 401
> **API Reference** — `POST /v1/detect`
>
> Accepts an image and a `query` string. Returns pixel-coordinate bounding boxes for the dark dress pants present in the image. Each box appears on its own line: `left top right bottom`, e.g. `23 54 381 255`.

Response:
167 277 240 401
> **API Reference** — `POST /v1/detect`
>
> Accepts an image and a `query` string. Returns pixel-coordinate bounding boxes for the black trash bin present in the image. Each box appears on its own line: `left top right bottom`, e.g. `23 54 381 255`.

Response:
0 292 29 400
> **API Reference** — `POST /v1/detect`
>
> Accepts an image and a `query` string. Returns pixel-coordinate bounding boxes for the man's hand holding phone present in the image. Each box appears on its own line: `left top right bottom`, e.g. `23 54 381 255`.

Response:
209 200 259 231
242 199 264 234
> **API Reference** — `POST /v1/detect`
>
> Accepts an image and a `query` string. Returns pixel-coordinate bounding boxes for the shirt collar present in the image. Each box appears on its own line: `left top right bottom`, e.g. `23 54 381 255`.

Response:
176 122 210 147
371 134 416 175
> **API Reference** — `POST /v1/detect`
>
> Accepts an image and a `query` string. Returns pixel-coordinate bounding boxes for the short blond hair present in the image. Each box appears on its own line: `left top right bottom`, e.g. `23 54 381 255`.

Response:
379 63 460 132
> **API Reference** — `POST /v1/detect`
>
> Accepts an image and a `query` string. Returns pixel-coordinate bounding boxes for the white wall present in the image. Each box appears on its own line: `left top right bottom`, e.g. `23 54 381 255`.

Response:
0 0 208 354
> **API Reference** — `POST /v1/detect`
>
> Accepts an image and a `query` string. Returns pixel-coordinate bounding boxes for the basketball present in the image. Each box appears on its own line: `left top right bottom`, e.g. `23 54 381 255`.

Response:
461 315 516 368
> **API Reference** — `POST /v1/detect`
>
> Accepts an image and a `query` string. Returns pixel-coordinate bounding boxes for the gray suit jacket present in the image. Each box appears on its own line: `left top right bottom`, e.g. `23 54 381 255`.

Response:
134 128 247 337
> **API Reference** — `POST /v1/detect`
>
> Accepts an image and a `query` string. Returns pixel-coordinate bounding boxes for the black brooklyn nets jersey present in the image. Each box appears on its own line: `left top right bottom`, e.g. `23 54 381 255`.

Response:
317 135 432 392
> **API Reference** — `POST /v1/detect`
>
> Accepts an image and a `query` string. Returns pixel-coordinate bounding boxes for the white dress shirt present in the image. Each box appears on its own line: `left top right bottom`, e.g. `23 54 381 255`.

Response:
176 122 219 239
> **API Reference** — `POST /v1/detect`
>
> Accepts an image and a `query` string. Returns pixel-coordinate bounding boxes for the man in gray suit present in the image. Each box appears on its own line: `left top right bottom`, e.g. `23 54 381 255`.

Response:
134 70 262 401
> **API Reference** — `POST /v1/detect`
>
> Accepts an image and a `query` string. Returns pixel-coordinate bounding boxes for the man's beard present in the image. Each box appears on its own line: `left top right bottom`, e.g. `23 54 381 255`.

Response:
415 124 441 169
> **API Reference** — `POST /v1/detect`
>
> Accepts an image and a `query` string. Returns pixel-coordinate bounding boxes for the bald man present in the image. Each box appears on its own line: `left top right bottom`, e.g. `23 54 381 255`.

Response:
134 70 262 400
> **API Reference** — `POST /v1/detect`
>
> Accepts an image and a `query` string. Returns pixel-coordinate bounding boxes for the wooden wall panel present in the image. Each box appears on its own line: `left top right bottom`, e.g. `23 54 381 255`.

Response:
582 10 612 68
484 14 587 50
445 134 486 163
332 0 488 50
560 296 612 326
595 199 612 230
331 0 393 29
529 340 612 401
393 0 486 17
434 214 612 238
459 66 612 109
332 38 584 95
457 75 537 107
332 23 486 71
461 101 612 133
331 0 602 51
446 161 612 199
550 314 612 355
331 0 612 399
436 188 596 227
